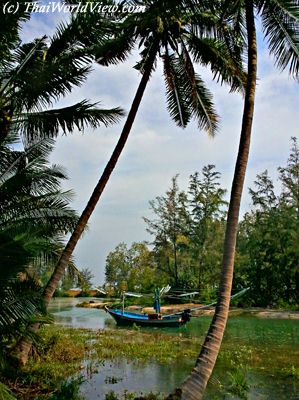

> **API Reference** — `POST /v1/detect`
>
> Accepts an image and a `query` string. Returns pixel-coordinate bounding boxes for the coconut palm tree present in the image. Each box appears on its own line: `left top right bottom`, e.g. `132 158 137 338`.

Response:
43 0 246 311
0 131 78 367
180 1 299 398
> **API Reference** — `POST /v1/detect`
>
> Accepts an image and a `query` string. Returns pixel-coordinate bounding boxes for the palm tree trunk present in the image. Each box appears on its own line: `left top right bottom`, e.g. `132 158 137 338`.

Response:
179 2 257 399
11 48 158 367
43 54 156 306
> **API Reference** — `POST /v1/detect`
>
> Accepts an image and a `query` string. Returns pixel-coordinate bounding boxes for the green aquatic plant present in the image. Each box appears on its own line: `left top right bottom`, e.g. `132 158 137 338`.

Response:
227 368 249 399
105 390 164 400
132 323 141 332
0 382 17 400
105 391 119 400
282 365 299 379
48 377 85 400
105 376 123 384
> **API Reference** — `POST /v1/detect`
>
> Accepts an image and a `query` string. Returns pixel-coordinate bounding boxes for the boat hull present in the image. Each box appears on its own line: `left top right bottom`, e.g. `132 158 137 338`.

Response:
105 308 187 328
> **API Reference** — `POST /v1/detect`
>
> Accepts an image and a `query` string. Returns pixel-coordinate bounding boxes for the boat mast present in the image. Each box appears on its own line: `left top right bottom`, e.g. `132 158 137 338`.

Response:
122 291 125 314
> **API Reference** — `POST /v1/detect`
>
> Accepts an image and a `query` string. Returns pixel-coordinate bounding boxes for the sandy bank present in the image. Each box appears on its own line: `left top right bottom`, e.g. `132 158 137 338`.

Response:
254 310 299 320
76 301 113 309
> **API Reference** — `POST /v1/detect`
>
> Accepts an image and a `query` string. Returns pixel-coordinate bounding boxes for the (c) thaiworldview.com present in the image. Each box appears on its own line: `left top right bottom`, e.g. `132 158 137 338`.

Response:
2 1 146 15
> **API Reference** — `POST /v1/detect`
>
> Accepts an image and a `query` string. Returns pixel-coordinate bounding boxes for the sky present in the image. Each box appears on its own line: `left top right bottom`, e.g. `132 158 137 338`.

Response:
20 5 299 284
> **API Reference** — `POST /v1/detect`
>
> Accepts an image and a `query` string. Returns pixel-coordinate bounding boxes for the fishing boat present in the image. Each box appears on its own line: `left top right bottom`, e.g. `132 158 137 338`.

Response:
104 287 249 328
104 307 191 327
104 286 191 327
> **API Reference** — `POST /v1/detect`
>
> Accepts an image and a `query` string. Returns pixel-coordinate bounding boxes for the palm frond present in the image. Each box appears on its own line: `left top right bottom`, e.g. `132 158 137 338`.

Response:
0 0 32 65
15 101 124 142
0 134 79 270
93 32 136 66
180 48 219 135
0 277 53 364
259 0 299 76
0 135 71 353
0 37 46 98
50 7 115 51
0 137 55 184
163 47 218 135
0 191 78 238
4 33 95 111
12 60 92 110
187 35 246 92
0 283 46 347
163 52 191 127
0 277 47 330
0 233 32 280
189 7 226 39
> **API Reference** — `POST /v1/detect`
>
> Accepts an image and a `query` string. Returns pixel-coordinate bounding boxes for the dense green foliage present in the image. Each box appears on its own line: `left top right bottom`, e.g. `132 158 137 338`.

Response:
105 242 167 293
59 267 95 296
0 133 79 365
105 139 299 307
235 137 299 307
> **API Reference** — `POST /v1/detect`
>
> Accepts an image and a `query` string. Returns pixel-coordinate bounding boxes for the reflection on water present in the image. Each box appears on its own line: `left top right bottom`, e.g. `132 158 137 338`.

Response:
49 297 111 330
49 298 299 400
81 359 192 400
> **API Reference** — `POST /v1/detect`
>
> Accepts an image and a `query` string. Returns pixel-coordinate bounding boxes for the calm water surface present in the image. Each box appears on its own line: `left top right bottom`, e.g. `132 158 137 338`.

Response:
50 298 299 400
49 297 110 329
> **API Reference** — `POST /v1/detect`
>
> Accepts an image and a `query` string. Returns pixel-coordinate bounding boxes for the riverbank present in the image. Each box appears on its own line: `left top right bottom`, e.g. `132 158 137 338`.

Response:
76 300 299 319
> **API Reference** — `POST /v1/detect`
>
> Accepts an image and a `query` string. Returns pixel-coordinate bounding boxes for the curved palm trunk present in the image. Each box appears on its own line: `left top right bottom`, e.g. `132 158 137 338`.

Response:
11 49 157 367
43 54 156 306
179 2 257 399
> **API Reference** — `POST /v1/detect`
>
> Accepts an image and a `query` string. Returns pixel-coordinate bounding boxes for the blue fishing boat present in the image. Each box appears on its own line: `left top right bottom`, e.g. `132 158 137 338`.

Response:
104 287 249 328
104 307 191 327
104 286 192 327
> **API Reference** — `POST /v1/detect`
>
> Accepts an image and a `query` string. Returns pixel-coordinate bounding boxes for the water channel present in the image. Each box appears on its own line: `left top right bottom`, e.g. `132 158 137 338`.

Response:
49 298 299 400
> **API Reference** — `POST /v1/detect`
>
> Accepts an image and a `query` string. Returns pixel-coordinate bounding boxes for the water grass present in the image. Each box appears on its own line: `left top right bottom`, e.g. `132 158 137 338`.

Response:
2 321 299 399
2 326 200 399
